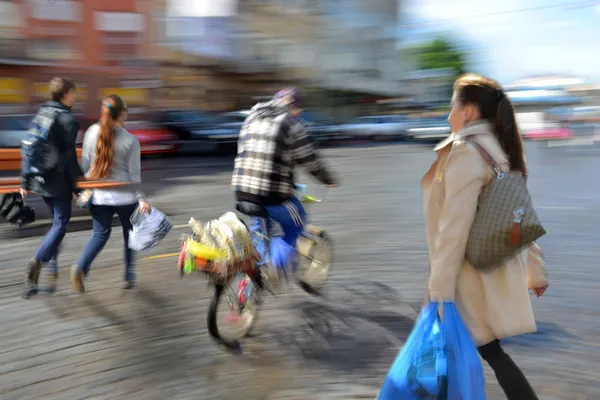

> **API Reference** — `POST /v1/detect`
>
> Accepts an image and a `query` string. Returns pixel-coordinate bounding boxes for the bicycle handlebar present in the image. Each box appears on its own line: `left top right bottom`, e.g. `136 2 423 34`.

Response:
295 183 328 204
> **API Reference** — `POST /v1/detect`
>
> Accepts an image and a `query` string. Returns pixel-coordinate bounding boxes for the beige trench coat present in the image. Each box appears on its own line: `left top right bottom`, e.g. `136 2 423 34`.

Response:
422 121 549 346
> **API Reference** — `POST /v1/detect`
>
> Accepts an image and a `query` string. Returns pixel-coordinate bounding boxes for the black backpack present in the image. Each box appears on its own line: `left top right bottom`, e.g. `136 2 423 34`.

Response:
21 107 65 183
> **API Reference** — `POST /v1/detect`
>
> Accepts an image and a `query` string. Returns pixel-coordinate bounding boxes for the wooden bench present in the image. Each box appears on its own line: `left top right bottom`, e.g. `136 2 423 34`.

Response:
0 148 83 172
0 178 131 194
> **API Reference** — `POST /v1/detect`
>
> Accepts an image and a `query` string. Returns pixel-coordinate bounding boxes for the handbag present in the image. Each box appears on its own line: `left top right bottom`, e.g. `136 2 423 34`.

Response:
128 206 172 251
0 193 36 227
465 138 546 271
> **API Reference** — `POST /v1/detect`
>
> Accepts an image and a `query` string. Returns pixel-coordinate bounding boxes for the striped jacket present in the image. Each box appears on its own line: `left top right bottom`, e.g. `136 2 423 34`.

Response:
232 101 334 206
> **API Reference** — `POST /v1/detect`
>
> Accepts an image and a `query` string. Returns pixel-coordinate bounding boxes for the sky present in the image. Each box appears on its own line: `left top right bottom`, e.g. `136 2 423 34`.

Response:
402 0 600 85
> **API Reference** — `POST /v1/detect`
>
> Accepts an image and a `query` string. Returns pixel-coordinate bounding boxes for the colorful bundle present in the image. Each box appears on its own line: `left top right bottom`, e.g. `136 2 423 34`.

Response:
180 213 259 278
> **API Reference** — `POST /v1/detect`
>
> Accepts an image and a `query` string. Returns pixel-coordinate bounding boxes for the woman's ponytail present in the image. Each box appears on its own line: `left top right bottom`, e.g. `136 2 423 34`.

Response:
88 95 124 180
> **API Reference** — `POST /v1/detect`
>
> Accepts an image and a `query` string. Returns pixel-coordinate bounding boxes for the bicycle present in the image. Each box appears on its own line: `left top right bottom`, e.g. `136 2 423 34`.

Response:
177 184 333 347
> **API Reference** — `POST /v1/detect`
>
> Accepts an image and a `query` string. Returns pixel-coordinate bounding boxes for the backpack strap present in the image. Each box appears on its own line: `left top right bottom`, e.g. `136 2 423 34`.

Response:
31 107 63 140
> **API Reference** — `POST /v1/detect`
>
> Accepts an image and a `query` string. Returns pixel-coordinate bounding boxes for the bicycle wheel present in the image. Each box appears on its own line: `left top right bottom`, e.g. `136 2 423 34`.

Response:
297 231 333 294
207 273 259 347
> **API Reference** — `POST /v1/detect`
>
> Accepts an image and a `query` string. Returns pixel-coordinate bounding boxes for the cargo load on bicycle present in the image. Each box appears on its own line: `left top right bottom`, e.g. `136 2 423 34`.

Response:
178 212 259 282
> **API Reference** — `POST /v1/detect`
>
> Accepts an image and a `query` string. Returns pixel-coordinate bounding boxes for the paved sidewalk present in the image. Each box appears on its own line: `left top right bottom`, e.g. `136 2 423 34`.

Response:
1 143 600 399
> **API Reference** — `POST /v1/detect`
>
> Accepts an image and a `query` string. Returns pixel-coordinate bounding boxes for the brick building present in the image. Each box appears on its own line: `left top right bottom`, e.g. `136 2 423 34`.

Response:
0 0 157 117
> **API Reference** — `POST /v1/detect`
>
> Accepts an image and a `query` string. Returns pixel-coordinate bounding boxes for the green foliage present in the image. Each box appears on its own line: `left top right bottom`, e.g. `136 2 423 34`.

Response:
414 38 467 79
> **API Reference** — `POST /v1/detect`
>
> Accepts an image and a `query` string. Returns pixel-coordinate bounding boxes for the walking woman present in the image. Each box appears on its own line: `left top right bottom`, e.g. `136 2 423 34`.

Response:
422 73 549 399
71 95 150 292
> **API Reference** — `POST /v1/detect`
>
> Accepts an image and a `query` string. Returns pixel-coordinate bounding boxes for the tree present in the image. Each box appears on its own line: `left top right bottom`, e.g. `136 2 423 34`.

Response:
414 38 468 80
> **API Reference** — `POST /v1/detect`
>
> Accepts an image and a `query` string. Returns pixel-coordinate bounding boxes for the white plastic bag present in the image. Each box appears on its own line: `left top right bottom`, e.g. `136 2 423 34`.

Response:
128 206 173 251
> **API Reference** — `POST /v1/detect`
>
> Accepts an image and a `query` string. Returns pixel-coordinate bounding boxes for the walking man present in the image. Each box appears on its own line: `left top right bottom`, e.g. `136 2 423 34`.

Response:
21 77 83 298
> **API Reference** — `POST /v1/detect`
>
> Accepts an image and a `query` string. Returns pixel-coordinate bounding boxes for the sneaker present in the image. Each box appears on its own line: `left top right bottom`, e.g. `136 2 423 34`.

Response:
70 266 85 293
26 258 42 285
22 259 42 299
47 271 58 294
22 285 38 299
123 281 135 290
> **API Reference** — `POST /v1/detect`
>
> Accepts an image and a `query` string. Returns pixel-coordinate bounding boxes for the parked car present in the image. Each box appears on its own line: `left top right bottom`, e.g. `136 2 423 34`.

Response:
340 115 413 140
299 111 347 142
405 117 451 142
123 120 178 155
215 110 250 143
0 115 32 172
0 115 31 148
76 117 177 156
164 110 248 153
217 110 347 144
156 110 227 141
522 122 573 141
0 115 84 173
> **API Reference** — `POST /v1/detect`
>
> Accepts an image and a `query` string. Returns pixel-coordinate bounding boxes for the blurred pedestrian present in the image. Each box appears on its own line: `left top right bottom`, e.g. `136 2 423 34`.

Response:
422 73 549 399
21 77 83 298
71 96 150 293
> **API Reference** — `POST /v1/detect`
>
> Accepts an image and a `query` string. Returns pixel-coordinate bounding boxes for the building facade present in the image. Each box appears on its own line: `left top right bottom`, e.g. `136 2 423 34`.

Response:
142 0 311 111
0 0 157 117
237 0 407 118
0 0 410 118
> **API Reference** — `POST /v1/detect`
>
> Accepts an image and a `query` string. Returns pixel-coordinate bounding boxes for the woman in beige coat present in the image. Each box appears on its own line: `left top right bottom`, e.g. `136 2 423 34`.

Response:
422 73 549 399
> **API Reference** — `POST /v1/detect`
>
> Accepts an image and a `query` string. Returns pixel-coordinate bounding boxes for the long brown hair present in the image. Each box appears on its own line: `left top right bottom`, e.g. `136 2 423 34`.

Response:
453 73 527 175
88 95 125 180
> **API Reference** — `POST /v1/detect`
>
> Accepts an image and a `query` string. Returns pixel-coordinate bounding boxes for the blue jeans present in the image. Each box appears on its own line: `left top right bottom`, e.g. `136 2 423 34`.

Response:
35 196 73 273
76 203 138 282
251 197 307 273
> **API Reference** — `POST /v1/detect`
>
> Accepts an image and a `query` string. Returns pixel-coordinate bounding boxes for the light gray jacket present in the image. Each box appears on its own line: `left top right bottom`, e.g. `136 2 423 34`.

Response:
82 123 145 205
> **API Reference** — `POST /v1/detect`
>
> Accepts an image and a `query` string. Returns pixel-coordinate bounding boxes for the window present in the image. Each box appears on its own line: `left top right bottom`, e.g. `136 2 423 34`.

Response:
95 12 144 32
0 1 24 29
28 0 81 22
101 33 140 61
27 39 77 60
0 38 25 58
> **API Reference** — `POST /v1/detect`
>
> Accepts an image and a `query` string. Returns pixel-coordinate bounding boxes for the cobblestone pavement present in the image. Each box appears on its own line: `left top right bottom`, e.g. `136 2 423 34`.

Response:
1 142 600 399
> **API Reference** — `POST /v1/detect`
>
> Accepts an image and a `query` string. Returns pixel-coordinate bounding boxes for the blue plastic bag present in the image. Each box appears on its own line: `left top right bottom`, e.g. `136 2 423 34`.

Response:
378 302 486 400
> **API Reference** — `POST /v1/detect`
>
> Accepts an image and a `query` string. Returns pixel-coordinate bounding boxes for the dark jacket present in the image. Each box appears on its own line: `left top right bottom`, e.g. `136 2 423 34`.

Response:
232 101 335 206
21 101 83 197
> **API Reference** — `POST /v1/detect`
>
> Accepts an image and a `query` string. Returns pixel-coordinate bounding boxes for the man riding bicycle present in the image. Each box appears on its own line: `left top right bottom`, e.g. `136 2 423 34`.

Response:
232 88 337 273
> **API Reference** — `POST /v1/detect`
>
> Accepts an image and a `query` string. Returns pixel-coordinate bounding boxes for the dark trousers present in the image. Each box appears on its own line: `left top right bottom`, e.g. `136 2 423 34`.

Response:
250 197 307 272
478 340 539 399
34 196 73 273
76 203 138 282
